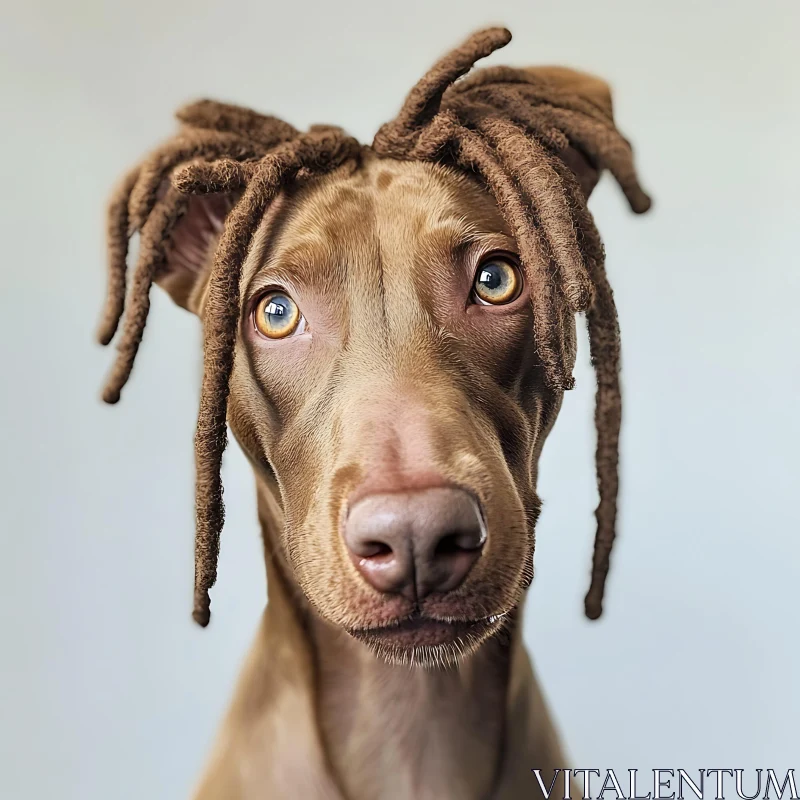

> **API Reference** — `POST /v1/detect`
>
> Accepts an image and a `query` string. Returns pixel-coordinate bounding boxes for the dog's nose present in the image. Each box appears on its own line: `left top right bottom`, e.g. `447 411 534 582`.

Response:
344 487 485 600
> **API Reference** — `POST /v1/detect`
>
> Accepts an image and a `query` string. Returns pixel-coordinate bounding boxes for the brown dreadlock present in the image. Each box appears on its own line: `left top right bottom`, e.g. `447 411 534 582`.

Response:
98 111 362 626
98 26 649 626
372 27 650 619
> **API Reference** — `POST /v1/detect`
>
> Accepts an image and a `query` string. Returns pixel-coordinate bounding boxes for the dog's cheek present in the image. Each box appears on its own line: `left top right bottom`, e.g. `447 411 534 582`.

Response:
485 493 536 608
449 422 535 611
288 519 397 629
460 304 535 390
267 452 350 619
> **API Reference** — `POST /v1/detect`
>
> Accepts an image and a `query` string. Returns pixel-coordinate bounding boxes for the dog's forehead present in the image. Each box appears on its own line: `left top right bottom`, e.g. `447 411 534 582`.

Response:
242 155 513 297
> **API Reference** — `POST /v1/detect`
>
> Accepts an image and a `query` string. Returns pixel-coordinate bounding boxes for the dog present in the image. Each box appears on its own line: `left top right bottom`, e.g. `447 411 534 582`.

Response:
97 26 650 799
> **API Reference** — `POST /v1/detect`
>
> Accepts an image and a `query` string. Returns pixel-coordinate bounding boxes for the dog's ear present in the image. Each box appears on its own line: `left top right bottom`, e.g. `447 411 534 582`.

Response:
558 143 601 202
525 66 613 115
523 66 612 200
155 188 235 314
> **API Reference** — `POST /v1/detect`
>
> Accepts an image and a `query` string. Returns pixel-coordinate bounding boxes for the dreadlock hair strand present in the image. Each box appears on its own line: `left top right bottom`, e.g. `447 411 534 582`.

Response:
448 124 573 390
171 157 257 195
191 173 270 628
372 26 511 156
97 167 141 346
455 86 571 151
552 158 623 620
475 116 594 312
102 187 188 404
176 99 300 146
190 128 362 626
127 131 265 233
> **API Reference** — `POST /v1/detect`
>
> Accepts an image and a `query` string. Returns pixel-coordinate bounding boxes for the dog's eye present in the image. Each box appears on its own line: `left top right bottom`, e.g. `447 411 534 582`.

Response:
253 291 305 339
472 257 522 305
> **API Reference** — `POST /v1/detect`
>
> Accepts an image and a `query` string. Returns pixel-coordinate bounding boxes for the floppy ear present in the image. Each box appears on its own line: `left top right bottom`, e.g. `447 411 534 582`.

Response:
558 143 601 202
525 66 613 115
154 189 235 314
97 175 239 406
523 66 612 200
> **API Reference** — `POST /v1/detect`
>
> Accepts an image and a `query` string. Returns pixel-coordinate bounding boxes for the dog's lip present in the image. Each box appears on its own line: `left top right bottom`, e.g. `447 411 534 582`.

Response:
348 613 506 648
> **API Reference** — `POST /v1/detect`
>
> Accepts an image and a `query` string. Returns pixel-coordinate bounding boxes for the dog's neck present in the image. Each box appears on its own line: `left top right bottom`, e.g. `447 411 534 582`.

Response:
253 473 511 800
308 605 509 799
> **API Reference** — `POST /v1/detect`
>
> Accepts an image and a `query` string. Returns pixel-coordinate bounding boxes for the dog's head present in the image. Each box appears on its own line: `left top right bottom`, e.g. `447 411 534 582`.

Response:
99 28 649 666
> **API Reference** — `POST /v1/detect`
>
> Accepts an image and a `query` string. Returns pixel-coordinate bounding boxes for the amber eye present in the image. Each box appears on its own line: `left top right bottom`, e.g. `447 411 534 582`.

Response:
472 257 522 305
253 291 305 339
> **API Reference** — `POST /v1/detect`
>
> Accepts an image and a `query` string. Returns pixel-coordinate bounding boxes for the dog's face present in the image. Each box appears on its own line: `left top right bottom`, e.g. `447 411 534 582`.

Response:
163 153 575 665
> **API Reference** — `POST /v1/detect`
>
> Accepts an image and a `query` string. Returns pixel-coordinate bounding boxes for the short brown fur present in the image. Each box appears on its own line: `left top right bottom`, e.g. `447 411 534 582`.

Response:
97 27 650 797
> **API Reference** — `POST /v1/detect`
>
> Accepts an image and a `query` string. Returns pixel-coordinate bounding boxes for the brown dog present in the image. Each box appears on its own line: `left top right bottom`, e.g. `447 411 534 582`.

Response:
98 27 649 799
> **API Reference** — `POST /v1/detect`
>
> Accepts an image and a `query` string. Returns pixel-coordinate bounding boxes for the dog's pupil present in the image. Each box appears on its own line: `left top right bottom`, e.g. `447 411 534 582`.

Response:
479 264 504 291
266 296 290 324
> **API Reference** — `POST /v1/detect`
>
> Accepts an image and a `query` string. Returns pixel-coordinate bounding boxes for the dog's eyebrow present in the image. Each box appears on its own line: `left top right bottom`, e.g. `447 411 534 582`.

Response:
455 231 518 255
246 240 331 295
420 221 519 265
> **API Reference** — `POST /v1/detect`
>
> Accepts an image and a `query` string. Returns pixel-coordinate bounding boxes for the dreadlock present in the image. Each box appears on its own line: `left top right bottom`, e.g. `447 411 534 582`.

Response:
98 26 649 626
372 27 650 619
98 103 361 626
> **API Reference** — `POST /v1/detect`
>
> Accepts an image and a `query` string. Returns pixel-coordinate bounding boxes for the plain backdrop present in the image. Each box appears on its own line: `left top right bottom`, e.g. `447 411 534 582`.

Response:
1 1 798 798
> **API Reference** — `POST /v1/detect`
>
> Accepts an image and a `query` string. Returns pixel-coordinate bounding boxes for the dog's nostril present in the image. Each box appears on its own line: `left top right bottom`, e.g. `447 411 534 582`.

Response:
434 531 479 556
362 541 393 558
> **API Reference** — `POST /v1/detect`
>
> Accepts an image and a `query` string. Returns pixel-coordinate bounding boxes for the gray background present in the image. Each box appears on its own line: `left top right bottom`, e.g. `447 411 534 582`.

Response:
1 1 798 798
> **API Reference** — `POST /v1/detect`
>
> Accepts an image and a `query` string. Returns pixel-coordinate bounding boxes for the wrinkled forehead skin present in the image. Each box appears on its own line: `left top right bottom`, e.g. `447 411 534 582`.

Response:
220 152 575 645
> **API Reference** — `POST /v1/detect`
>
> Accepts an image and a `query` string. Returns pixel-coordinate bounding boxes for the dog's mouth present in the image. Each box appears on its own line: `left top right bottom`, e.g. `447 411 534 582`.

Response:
348 612 507 652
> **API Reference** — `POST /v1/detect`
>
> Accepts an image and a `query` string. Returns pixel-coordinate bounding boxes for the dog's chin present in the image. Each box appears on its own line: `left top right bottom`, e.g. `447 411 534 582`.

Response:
347 613 508 669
